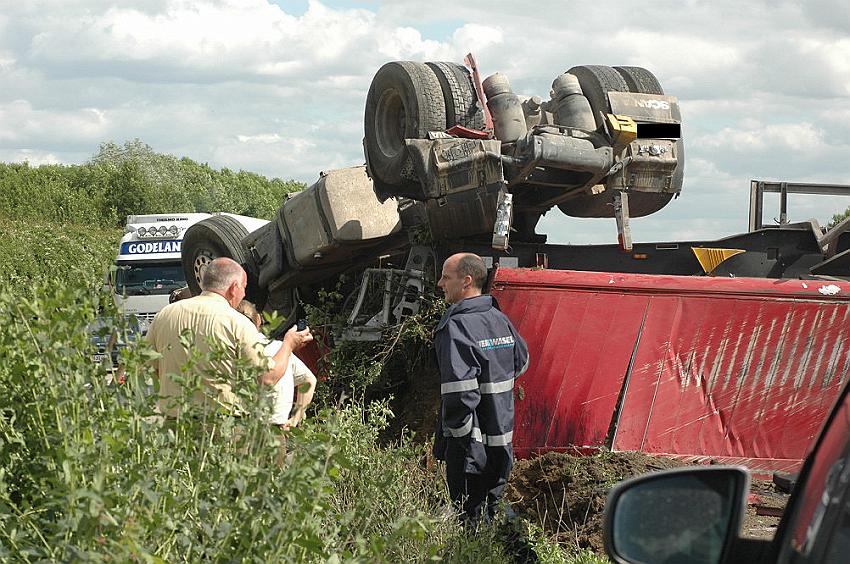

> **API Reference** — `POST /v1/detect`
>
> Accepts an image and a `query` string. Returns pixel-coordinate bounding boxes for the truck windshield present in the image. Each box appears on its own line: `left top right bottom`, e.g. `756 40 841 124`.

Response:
114 263 186 296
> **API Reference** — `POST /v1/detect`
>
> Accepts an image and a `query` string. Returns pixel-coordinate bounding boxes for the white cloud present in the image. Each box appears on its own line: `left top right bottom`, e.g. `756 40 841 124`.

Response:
19 0 397 84
30 1 290 64
0 0 849 242
236 133 282 144
0 149 62 166
0 100 109 143
801 0 850 33
212 134 320 180
0 52 15 71
794 36 850 94
698 122 826 154
452 24 503 55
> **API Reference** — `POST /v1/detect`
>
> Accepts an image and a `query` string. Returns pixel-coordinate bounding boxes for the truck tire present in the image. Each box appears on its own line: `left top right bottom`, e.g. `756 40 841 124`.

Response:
566 65 629 128
613 66 664 95
364 61 446 186
426 62 485 131
614 65 684 195
559 65 681 218
181 216 249 294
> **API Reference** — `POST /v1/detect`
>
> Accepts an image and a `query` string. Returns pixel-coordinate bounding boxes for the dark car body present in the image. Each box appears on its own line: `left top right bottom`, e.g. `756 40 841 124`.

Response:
89 316 140 372
604 373 850 563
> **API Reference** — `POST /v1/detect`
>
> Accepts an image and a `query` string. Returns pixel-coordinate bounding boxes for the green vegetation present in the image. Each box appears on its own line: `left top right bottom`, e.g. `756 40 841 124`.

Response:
0 140 304 228
0 279 432 560
302 277 446 404
830 207 850 229
0 278 552 561
0 144 596 561
0 216 119 293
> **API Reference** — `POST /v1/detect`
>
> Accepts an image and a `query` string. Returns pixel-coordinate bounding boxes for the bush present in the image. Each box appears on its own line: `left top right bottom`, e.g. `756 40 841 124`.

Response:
303 274 446 403
0 216 119 293
0 140 304 227
0 279 527 561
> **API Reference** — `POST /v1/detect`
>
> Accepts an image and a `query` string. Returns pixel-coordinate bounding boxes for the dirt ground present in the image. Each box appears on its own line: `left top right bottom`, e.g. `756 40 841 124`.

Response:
386 364 789 555
506 451 788 553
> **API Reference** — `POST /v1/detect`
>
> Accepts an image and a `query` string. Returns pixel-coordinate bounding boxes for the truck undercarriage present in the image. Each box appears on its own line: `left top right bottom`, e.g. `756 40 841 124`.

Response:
179 58 849 337
177 59 850 469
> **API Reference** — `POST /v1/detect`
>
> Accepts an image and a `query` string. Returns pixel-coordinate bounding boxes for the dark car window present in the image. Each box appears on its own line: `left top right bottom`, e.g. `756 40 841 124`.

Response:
778 387 850 562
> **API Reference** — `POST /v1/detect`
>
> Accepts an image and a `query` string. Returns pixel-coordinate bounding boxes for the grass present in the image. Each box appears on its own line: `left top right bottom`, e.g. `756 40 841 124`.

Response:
0 215 602 562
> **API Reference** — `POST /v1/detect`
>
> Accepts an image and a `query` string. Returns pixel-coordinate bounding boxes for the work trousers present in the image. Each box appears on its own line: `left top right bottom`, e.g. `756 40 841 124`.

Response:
444 438 513 526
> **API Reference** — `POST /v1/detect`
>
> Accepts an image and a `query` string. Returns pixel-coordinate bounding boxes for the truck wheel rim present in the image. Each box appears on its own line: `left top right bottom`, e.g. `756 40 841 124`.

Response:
193 251 214 286
375 89 405 158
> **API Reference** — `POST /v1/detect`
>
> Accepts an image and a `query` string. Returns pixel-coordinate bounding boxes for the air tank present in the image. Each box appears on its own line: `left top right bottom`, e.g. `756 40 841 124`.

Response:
521 95 543 130
551 73 596 130
482 73 528 142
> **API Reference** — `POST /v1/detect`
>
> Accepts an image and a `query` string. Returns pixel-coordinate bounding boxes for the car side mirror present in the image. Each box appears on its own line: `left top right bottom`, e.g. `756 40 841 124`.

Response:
604 466 750 564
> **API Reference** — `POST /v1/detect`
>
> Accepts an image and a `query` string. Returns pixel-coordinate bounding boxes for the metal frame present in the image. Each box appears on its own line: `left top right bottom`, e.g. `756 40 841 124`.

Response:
749 180 850 261
748 180 850 232
342 246 434 342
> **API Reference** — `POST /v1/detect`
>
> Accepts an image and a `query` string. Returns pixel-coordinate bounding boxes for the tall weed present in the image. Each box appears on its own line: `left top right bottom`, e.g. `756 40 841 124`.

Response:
0 217 119 292
0 280 521 561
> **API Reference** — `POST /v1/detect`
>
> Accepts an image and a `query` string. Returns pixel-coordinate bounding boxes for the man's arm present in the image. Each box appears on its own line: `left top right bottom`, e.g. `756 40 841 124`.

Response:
258 325 313 386
287 363 316 428
145 318 160 373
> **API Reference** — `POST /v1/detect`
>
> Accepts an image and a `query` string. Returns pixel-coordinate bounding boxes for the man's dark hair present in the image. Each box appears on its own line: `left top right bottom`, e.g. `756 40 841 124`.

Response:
456 253 488 291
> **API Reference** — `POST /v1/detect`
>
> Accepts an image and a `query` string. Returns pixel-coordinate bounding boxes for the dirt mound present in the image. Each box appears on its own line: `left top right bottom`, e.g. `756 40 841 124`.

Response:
506 451 790 553
506 451 687 551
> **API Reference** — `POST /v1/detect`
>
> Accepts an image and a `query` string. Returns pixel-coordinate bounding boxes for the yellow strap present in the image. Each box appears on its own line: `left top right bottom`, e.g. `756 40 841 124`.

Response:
692 247 745 274
606 114 637 147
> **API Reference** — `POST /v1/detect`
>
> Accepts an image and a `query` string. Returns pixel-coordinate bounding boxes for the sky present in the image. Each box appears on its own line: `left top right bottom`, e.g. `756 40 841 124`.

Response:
2 0 850 244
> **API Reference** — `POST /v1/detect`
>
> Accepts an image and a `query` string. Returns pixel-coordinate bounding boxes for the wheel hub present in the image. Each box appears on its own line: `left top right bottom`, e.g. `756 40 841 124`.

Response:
376 88 405 158
193 251 214 287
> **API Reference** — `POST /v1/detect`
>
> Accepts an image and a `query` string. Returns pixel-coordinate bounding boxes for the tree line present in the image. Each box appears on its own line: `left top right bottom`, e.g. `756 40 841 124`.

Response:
0 139 305 227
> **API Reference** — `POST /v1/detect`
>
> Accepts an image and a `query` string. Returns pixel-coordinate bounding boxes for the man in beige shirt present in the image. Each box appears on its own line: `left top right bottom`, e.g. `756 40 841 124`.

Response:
147 257 312 418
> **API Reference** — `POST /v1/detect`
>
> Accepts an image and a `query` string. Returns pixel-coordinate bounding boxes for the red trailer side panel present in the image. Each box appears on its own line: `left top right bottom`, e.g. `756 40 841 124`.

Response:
492 268 850 471
505 287 646 457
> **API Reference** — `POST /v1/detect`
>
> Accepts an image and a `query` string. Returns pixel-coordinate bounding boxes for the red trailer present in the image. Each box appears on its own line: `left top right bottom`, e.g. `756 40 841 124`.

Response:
493 268 850 473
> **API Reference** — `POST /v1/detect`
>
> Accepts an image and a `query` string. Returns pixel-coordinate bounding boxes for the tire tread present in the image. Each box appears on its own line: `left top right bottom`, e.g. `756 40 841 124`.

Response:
181 216 249 293
427 61 485 130
364 61 446 186
613 66 664 95
567 65 629 127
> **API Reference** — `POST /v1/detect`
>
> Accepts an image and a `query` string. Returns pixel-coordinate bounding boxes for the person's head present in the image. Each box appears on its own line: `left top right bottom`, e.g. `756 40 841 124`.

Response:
437 252 487 304
200 257 248 308
235 299 262 329
169 285 192 304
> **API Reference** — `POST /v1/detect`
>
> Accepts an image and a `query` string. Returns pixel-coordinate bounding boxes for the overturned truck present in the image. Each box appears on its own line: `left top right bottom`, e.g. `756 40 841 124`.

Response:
181 60 850 472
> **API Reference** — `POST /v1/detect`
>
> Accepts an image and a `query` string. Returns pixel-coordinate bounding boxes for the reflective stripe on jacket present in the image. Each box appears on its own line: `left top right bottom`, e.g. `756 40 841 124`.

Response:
435 294 529 452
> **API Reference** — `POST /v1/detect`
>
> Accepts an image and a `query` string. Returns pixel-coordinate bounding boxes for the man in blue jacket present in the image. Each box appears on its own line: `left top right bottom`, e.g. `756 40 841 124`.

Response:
433 252 530 526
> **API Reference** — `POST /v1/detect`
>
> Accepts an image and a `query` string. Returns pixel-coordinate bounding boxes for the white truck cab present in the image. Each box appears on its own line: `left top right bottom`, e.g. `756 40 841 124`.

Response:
114 212 268 333
113 213 213 332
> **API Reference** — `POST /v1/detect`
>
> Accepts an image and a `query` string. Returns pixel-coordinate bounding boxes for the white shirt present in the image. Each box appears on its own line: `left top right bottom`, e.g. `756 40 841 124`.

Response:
263 339 315 425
